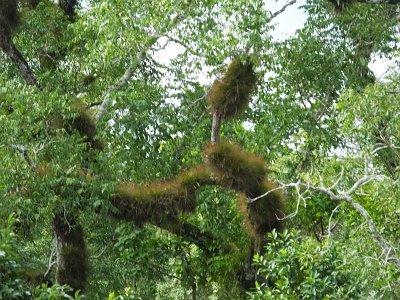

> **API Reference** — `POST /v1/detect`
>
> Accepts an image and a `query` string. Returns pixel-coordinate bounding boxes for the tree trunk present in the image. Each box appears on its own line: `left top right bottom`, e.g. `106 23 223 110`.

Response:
53 211 87 293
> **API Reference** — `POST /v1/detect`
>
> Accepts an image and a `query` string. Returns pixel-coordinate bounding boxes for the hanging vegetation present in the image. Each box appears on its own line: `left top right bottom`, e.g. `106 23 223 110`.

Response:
67 102 104 151
53 213 87 293
208 57 257 119
205 141 284 252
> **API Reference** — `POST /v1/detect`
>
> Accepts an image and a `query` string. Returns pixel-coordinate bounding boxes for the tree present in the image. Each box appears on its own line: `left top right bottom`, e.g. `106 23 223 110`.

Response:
1 0 399 298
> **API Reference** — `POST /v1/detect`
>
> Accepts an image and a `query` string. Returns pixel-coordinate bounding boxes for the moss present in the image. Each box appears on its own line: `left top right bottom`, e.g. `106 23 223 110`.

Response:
68 102 103 151
114 180 194 224
236 193 258 241
0 0 19 35
58 244 87 292
176 164 215 188
236 181 284 252
53 213 87 293
247 180 284 235
208 58 257 119
36 164 53 177
205 141 267 194
47 101 103 150
113 165 216 225
21 268 52 287
53 215 85 249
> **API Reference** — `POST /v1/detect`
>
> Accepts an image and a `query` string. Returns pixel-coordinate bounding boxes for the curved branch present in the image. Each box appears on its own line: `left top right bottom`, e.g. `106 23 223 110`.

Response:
269 176 400 270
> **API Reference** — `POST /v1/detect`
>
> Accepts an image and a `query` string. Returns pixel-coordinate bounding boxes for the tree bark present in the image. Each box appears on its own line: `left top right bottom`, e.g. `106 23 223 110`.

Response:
211 111 221 143
0 25 41 89
53 211 87 293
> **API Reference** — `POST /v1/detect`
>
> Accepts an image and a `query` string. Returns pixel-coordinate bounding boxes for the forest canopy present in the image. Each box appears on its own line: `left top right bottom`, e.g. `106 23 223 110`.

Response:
1 0 400 299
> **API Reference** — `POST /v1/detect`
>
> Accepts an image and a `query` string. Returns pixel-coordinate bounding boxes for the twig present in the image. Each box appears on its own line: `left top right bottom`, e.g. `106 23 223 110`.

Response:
91 244 110 259
326 203 342 237
297 176 399 269
344 174 381 196
269 0 298 22
328 166 344 189
44 241 56 279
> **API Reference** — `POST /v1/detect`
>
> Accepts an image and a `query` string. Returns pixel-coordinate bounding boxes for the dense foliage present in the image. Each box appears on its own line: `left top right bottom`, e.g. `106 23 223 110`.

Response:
1 0 400 299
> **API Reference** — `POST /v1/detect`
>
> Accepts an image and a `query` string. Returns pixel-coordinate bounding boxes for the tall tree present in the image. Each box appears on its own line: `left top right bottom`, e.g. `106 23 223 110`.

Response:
1 0 399 298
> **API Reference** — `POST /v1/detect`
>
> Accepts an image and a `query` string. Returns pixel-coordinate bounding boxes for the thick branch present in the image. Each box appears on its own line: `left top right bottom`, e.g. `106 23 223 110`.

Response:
343 195 400 268
361 0 400 3
0 25 41 89
53 211 87 292
95 49 146 123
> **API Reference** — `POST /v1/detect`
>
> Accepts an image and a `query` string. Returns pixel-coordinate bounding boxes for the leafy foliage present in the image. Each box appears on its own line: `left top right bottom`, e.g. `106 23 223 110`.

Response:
248 230 361 299
1 0 400 298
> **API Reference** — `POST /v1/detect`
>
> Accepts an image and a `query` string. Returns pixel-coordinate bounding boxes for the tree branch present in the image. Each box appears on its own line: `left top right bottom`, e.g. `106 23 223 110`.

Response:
95 8 189 123
252 173 400 270
269 0 298 22
0 25 41 89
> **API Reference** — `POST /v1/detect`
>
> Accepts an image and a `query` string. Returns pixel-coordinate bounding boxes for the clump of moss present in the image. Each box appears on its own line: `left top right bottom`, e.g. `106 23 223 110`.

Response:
36 164 53 177
205 142 284 251
48 101 103 150
176 164 215 188
68 101 103 150
22 268 52 288
58 244 87 292
204 141 267 194
113 165 214 225
114 181 194 225
236 181 284 253
208 58 257 119
247 180 284 235
53 213 87 293
0 0 19 35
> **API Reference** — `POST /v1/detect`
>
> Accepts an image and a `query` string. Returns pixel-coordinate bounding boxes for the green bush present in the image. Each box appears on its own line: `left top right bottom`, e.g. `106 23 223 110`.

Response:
247 229 361 299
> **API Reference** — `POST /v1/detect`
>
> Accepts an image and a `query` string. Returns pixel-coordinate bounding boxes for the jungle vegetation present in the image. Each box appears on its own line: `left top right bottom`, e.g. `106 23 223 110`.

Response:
1 0 400 299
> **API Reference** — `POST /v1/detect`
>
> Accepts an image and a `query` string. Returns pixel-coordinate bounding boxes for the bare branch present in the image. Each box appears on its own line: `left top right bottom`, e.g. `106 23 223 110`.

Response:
326 203 342 237
211 111 222 143
372 144 400 155
44 241 56 279
248 181 299 203
361 0 400 4
328 166 344 190
95 49 146 123
343 195 400 269
344 174 381 196
269 0 298 22
91 244 110 259
272 174 400 269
